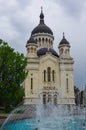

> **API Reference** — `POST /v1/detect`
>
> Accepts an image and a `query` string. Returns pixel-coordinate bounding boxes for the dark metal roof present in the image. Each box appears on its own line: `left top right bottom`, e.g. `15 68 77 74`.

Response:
26 36 37 47
59 34 69 45
31 24 53 35
31 8 53 35
37 47 59 57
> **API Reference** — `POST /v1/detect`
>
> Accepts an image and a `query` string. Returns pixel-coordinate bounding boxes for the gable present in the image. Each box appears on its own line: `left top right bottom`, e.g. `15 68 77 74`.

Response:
40 53 59 65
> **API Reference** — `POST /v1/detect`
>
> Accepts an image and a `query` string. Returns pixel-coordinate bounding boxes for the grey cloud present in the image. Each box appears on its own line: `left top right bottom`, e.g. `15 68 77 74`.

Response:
0 0 33 42
17 0 32 9
0 0 86 89
57 0 86 18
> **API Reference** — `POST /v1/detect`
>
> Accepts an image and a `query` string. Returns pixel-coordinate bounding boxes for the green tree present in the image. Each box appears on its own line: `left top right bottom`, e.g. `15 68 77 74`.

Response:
74 86 80 105
74 86 84 106
0 39 27 112
80 91 83 105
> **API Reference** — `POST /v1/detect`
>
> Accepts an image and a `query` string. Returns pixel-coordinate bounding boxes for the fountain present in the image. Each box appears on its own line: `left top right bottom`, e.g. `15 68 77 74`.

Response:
1 60 86 130
1 91 86 130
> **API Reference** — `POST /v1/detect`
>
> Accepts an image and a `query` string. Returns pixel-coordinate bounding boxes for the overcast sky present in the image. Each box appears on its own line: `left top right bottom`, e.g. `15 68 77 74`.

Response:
0 0 86 89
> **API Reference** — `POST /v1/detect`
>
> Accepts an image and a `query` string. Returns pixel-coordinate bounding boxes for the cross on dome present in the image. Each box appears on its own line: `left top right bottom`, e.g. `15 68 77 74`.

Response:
63 32 65 39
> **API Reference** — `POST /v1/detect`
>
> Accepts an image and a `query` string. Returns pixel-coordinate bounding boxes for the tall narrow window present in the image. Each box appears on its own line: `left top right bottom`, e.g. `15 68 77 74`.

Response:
66 78 69 93
44 70 46 82
43 93 46 104
47 67 51 82
54 94 57 105
31 78 33 90
52 70 55 81
31 47 33 53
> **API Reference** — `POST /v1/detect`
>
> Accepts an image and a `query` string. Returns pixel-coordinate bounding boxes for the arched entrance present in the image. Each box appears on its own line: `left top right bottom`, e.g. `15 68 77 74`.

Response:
42 91 58 105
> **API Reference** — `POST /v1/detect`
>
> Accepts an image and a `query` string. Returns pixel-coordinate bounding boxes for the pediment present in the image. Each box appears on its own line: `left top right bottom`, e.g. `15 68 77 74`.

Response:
40 54 58 64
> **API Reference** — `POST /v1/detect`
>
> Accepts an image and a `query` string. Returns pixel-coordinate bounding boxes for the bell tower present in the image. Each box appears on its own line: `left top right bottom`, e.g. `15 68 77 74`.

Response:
58 33 71 58
58 33 75 104
26 36 38 58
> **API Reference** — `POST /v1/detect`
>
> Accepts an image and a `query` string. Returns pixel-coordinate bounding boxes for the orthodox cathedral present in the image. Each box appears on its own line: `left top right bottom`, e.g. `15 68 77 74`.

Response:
23 8 75 105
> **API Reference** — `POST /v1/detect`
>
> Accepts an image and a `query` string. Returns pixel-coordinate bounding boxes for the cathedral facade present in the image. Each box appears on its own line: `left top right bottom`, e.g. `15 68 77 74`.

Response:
23 9 75 105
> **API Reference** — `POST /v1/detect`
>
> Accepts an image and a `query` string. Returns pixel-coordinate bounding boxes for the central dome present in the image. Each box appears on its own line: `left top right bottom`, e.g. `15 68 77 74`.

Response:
31 24 53 35
31 8 53 35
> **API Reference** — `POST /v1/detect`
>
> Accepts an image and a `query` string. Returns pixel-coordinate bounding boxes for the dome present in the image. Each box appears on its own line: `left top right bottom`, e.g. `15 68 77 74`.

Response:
31 24 53 35
31 8 53 35
37 47 59 57
59 33 69 45
26 36 37 47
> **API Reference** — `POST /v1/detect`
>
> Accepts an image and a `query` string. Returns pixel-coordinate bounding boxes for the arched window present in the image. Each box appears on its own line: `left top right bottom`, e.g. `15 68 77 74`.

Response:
34 48 36 53
54 94 57 105
49 39 50 43
66 77 69 93
42 38 44 46
43 93 46 104
66 74 69 93
36 39 37 43
31 47 33 53
46 38 48 41
48 94 51 102
31 78 33 90
52 70 55 81
44 70 46 82
42 38 44 42
39 38 41 42
47 67 51 82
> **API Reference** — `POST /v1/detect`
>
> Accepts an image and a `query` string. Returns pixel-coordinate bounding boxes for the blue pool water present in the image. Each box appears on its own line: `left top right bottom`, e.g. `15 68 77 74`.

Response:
2 115 86 130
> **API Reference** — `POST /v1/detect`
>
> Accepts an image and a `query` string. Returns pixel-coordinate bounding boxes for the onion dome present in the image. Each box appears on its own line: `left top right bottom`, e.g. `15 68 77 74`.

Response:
26 36 37 47
37 47 59 57
59 33 69 45
31 7 53 35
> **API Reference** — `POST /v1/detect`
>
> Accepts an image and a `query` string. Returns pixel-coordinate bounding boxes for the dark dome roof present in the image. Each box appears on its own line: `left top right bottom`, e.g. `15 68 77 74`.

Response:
59 34 69 45
31 9 53 35
37 48 59 57
32 24 53 35
26 36 37 47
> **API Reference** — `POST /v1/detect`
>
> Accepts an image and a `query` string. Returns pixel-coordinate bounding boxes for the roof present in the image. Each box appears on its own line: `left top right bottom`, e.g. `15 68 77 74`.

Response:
26 36 37 47
37 47 59 57
59 33 69 45
31 24 53 35
31 8 53 35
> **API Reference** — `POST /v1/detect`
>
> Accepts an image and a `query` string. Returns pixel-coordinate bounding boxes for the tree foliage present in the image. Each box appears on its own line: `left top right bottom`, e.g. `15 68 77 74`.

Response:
74 86 83 106
0 39 27 112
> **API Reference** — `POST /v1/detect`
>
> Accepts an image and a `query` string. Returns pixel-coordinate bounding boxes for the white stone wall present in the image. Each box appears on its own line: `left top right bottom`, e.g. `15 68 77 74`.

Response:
24 33 75 105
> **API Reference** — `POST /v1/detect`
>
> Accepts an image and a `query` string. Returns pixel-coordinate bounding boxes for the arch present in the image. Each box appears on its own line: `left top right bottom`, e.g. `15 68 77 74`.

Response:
31 47 33 53
46 38 48 42
28 48 30 53
54 94 57 105
31 78 33 90
48 94 51 102
47 67 51 82
66 78 69 93
43 93 46 104
42 38 44 46
49 39 50 43
39 38 41 42
42 38 44 42
36 38 37 43
44 70 46 82
34 48 36 53
45 38 48 46
52 70 55 82
51 41 53 46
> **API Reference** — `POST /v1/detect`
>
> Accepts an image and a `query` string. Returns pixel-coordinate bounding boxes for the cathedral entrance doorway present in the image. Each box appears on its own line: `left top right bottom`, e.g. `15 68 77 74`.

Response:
42 91 57 105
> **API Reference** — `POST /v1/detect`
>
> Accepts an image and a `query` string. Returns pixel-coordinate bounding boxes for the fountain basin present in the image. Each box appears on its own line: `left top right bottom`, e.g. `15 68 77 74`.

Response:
1 105 86 130
1 115 86 130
